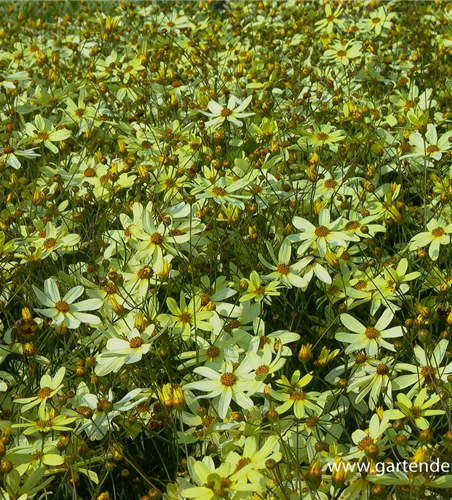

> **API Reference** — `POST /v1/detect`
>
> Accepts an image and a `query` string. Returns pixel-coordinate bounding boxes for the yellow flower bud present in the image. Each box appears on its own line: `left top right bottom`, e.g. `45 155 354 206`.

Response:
22 307 33 321
298 344 313 363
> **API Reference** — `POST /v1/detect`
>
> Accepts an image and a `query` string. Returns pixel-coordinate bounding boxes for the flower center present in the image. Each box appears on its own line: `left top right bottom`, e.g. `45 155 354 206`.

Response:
315 225 329 237
371 17 381 24
129 337 144 349
324 179 338 189
178 312 193 324
277 264 290 275
3 146 14 154
206 346 220 359
36 419 52 429
365 327 379 339
410 406 423 418
220 372 237 386
290 390 306 401
75 108 85 117
84 168 96 177
345 221 360 230
316 133 329 141
221 108 232 117
234 457 251 472
432 227 445 238
36 132 49 141
355 354 367 364
43 237 57 249
337 50 347 57
426 145 439 154
212 186 226 196
353 280 367 290
55 301 69 312
150 233 164 245
421 365 436 383
358 436 374 451
256 365 270 375
37 387 52 399
376 364 389 375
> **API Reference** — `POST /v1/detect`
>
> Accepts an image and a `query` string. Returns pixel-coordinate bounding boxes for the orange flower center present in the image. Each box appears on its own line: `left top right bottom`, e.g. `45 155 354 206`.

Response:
364 327 379 339
55 301 69 312
37 387 52 399
220 372 237 387
315 225 329 237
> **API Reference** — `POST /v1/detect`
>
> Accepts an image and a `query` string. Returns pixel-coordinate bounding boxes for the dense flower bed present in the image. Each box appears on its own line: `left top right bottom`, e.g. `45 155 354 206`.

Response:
1 1 452 499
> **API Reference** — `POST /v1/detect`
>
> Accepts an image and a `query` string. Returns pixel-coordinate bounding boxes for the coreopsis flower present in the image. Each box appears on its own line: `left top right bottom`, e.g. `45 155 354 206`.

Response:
358 7 396 36
183 361 255 419
393 339 452 395
192 176 251 210
323 40 363 65
300 124 345 149
239 270 281 303
14 367 65 412
95 327 154 376
259 240 308 289
76 388 145 440
0 141 39 169
405 124 452 165
12 406 76 436
287 209 358 257
392 389 445 430
346 412 392 460
346 358 396 410
225 435 282 484
409 218 452 260
158 293 213 341
266 371 321 419
201 95 254 130
33 278 103 328
335 309 404 356
315 3 344 33
25 114 71 153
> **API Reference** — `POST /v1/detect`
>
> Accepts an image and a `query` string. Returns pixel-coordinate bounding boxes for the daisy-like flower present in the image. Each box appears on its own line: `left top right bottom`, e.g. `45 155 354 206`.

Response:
25 114 71 154
405 124 452 165
239 270 281 303
245 341 286 395
287 208 358 257
259 240 308 289
346 412 391 460
335 309 404 356
358 6 395 36
225 435 282 484
323 40 363 66
267 371 321 419
409 217 452 260
12 406 76 436
14 367 66 412
347 358 396 410
158 293 213 341
314 3 344 33
0 141 39 169
392 389 445 430
33 278 103 329
95 327 154 376
183 360 255 420
201 95 254 130
393 339 452 396
192 176 250 210
300 124 345 150
75 387 145 440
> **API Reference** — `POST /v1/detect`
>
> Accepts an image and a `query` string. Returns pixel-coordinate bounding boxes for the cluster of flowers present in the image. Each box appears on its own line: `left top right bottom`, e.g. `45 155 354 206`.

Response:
2 1 452 500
